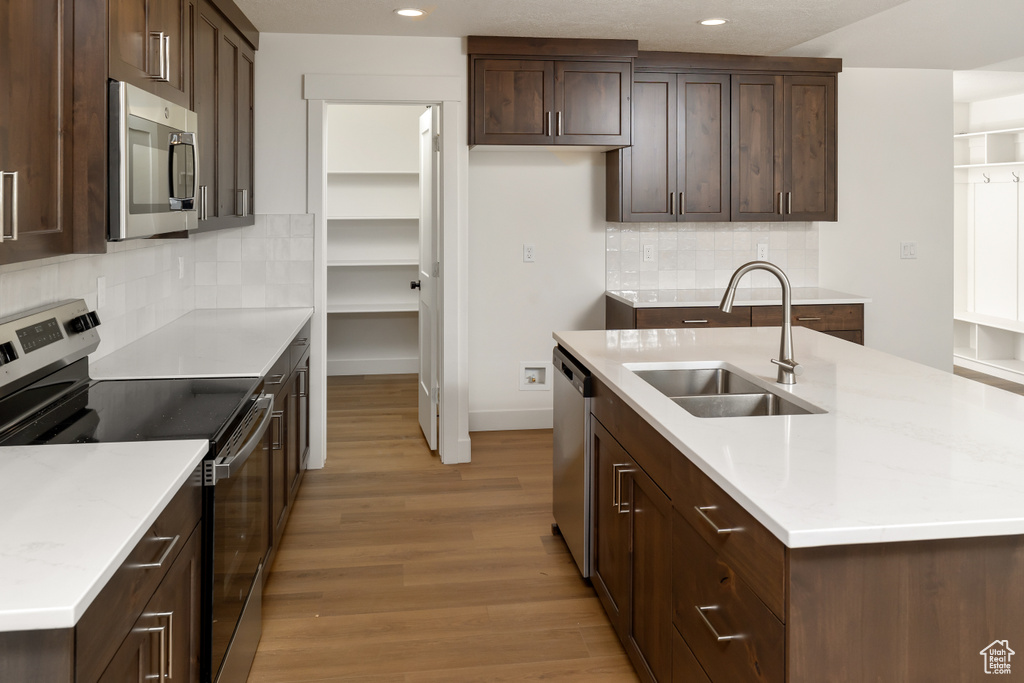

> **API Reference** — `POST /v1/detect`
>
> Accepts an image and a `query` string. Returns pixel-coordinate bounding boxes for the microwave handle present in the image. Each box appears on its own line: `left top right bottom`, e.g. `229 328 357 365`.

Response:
168 132 197 211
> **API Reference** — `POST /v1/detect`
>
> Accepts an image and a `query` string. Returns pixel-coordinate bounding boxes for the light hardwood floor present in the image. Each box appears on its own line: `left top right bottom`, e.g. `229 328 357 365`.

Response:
247 374 639 682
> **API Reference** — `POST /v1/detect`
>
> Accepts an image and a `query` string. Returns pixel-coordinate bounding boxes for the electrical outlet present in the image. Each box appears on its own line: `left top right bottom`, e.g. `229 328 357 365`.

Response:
643 244 655 263
757 243 769 261
523 244 535 263
96 277 107 309
900 241 917 259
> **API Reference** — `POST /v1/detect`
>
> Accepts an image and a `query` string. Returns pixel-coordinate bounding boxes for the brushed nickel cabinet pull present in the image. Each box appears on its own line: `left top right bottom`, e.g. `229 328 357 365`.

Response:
149 31 170 82
136 534 180 569
236 189 248 217
545 111 551 136
696 605 743 642
787 191 792 215
694 505 742 535
669 192 674 215
796 317 822 322
683 319 709 324
679 191 685 215
0 171 18 242
272 410 284 450
556 111 563 136
616 465 632 514
266 374 285 386
777 191 783 215
151 610 174 680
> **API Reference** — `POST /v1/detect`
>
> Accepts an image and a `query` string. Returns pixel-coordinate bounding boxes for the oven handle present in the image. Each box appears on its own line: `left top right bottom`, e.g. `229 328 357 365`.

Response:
208 394 273 484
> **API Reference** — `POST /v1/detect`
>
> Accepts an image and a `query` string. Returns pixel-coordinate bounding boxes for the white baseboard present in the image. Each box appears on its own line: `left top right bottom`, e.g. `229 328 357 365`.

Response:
327 357 418 376
469 408 553 432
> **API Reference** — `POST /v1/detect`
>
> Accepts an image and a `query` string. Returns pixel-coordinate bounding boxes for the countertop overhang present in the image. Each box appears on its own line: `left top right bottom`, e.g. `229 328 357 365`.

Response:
555 326 1024 548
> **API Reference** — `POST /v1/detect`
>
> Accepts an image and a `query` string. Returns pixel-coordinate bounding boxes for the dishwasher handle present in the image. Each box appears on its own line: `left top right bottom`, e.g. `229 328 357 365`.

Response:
553 345 592 397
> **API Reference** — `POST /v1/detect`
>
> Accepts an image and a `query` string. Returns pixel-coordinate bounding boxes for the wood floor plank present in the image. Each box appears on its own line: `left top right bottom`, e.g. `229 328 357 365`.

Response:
248 374 638 682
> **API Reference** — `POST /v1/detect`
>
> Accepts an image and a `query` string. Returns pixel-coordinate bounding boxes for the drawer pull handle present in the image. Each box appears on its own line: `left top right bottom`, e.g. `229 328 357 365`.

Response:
683 319 709 324
695 505 741 535
612 463 633 513
137 534 180 569
796 317 822 322
696 605 743 642
266 374 285 385
294 337 309 345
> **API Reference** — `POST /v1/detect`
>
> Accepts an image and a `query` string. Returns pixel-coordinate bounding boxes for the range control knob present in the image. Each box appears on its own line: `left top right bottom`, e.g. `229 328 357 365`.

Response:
0 341 18 366
68 311 102 334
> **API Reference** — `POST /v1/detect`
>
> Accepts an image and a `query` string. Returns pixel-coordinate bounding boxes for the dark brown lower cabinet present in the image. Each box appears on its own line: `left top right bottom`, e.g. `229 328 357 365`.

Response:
264 324 311 568
590 376 1024 682
591 417 672 682
98 527 201 683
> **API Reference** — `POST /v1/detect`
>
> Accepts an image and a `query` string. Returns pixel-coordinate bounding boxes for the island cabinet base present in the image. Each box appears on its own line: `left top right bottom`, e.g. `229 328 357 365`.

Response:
787 537 1024 682
589 376 1024 682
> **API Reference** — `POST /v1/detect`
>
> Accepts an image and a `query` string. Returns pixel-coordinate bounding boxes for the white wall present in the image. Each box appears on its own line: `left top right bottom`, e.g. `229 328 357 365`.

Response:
254 34 466 214
819 68 954 370
468 150 607 430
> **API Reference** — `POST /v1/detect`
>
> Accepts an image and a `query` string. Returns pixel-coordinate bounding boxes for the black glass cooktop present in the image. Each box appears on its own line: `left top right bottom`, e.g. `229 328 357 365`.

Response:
0 376 260 447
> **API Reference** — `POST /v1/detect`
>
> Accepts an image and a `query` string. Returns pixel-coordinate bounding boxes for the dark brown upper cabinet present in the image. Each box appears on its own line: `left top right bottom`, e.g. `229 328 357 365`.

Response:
0 0 87 266
608 52 840 224
732 73 837 222
108 0 193 108
194 0 256 231
469 36 636 147
607 73 730 222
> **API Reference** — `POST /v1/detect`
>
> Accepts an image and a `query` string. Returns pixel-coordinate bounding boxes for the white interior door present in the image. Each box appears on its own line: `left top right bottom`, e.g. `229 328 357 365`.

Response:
417 107 440 449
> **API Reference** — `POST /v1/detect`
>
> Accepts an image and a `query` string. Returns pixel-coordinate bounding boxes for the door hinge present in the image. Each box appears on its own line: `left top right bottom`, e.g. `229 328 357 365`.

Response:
433 134 440 153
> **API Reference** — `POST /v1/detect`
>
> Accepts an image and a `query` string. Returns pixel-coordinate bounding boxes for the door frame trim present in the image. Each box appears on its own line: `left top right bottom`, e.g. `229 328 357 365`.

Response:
304 73 471 465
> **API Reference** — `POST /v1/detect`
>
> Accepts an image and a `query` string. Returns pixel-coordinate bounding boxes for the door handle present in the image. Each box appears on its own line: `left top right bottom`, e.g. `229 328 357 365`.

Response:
0 171 18 242
410 280 422 290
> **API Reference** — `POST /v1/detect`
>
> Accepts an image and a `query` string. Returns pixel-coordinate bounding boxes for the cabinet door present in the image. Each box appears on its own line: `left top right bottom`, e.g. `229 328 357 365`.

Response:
270 402 288 549
554 61 631 146
194 6 218 221
0 0 74 265
99 528 200 683
731 75 784 221
296 355 310 471
237 44 255 218
473 59 554 145
109 0 191 108
286 372 301 498
784 75 836 221
678 74 730 221
591 419 631 636
217 28 241 218
617 74 676 222
624 460 673 682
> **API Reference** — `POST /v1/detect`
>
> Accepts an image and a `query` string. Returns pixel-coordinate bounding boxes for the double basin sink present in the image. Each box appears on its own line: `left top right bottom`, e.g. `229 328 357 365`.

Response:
627 363 825 418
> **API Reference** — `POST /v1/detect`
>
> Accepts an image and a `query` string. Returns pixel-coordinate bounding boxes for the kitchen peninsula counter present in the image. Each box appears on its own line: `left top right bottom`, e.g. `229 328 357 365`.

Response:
606 286 870 308
555 326 1024 548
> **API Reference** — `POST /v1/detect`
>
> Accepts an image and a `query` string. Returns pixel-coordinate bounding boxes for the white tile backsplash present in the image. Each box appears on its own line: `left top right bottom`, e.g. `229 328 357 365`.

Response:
0 213 314 360
607 222 819 290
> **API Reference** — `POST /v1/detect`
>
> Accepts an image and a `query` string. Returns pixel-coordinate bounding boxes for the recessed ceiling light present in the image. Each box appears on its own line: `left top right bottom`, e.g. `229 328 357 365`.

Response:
395 8 425 17
699 18 728 26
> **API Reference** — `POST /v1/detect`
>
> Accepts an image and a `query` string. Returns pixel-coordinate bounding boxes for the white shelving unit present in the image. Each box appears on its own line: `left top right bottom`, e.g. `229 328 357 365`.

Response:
325 104 424 376
953 126 1024 383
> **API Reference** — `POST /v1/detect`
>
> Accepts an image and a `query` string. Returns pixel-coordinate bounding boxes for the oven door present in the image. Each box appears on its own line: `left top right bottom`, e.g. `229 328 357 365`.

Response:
202 393 272 683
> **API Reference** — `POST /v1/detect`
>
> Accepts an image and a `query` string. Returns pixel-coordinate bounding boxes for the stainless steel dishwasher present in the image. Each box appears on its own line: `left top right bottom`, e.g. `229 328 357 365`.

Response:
552 345 593 578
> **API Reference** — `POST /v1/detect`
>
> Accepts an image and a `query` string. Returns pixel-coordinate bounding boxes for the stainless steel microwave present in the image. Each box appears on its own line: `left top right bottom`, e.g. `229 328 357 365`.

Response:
108 80 198 241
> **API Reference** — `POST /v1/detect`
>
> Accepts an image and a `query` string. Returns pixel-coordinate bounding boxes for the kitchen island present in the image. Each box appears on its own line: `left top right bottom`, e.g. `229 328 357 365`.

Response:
555 326 1024 682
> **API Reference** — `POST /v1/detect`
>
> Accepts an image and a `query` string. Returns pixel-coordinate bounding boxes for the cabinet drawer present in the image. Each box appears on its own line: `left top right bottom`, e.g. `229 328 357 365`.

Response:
76 468 202 683
752 303 863 332
673 457 785 619
674 513 784 683
289 320 311 369
673 625 711 683
636 306 751 329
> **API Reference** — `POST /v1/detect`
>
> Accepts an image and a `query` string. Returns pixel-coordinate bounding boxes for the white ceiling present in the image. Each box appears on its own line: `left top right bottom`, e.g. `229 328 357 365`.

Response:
236 0 1024 102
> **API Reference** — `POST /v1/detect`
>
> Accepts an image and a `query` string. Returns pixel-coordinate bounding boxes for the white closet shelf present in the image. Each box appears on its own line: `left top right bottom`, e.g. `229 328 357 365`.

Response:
954 127 1024 138
954 161 1024 169
327 215 419 221
327 259 418 267
327 170 418 175
327 302 419 314
954 311 1024 334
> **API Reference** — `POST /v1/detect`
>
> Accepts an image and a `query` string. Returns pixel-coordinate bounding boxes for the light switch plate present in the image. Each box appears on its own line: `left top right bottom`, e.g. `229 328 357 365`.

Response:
900 241 917 259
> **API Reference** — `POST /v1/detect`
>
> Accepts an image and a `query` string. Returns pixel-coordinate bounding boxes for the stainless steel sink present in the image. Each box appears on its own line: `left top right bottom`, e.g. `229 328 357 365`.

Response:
632 367 762 397
628 363 825 418
672 393 813 418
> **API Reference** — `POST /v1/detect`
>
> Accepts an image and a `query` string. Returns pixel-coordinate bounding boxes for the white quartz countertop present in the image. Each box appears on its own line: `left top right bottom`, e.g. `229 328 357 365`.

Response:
607 287 870 308
555 327 1024 548
91 307 313 379
0 440 208 631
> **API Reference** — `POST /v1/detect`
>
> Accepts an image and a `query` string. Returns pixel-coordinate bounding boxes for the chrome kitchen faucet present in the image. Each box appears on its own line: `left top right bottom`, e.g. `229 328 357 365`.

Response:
720 261 803 385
